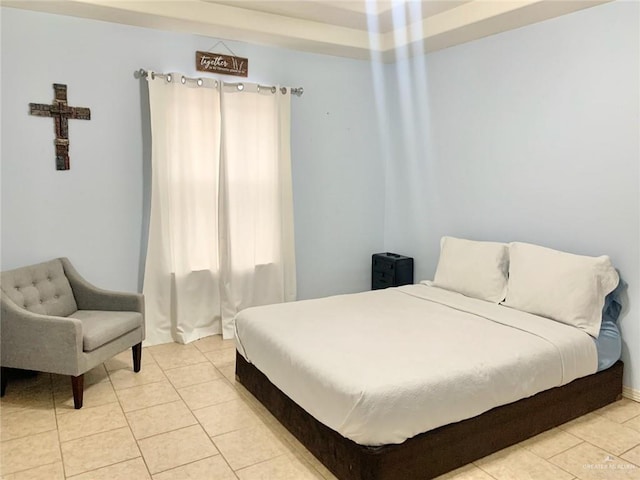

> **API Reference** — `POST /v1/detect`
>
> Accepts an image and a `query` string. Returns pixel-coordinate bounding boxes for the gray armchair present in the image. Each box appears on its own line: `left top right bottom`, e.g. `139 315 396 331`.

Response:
1 257 145 408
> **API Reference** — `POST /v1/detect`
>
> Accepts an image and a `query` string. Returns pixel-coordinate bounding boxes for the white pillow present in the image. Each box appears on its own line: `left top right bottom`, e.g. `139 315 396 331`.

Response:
432 236 509 303
504 242 619 337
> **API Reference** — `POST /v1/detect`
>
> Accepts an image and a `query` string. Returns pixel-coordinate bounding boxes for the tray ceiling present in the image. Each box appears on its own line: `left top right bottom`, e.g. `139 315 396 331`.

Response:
2 0 612 61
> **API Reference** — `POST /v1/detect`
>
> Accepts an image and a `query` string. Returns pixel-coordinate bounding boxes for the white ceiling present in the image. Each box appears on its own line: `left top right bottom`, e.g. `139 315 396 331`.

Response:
2 0 612 61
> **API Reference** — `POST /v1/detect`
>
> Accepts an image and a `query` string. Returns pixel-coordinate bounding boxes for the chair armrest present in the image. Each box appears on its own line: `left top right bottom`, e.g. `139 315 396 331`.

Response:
60 258 144 314
1 292 83 375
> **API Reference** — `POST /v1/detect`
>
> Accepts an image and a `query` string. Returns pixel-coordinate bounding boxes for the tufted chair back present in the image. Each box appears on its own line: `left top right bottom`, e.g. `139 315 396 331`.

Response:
1 258 78 317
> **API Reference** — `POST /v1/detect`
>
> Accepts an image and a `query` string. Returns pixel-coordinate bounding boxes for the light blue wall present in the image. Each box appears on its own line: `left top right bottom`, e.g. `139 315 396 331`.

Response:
2 3 639 392
0 7 385 299
383 1 640 391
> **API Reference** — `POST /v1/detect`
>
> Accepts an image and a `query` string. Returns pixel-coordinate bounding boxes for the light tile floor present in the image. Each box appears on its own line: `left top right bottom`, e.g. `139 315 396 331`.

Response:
1 336 639 479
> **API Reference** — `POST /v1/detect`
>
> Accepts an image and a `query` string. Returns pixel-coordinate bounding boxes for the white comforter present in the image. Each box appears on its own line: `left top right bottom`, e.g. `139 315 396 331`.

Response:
234 283 597 446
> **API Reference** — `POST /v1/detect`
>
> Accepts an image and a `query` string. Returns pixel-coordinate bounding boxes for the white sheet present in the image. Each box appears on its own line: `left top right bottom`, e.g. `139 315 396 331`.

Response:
234 283 597 446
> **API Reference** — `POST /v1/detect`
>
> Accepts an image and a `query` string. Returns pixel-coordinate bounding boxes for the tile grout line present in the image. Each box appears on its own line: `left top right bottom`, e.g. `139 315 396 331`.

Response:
124 350 237 478
617 441 640 460
200 355 308 476
2 460 62 479
61 364 144 479
547 449 585 480
548 437 639 478
51 372 68 480
1 373 64 478
543 439 586 461
110 360 152 480
113 349 161 480
192 358 241 479
469 462 500 479
232 452 289 476
149 454 239 479
227 371 332 479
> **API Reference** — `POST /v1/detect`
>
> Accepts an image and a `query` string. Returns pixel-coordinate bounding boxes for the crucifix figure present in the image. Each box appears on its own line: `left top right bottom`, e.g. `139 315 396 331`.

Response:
29 84 91 170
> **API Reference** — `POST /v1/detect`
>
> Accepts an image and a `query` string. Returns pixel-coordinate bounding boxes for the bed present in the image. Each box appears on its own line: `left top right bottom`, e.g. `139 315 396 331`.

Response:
234 238 624 479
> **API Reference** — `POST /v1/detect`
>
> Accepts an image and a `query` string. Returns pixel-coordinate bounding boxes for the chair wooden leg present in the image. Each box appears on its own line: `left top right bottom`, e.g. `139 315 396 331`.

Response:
132 343 142 373
71 374 84 409
1 367 9 397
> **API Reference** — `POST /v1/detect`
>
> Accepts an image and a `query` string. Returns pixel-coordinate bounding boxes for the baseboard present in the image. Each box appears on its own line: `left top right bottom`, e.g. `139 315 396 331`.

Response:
622 385 640 402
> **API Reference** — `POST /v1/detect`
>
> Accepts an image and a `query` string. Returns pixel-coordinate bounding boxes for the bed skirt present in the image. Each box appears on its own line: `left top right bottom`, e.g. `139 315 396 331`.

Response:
236 351 623 480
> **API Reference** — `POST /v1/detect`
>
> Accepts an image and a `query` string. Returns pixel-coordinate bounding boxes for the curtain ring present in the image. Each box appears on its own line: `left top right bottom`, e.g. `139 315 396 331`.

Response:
237 83 244 91
280 87 287 94
181 76 186 84
271 86 277 94
166 74 172 83
197 78 203 86
257 85 260 92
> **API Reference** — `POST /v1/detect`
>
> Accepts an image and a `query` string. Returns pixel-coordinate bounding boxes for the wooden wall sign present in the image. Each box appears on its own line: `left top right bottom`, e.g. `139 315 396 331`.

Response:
196 51 248 77
29 84 91 170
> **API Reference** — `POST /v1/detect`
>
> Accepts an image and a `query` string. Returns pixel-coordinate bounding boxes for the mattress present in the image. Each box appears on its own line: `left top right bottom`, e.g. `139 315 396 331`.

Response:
234 283 598 446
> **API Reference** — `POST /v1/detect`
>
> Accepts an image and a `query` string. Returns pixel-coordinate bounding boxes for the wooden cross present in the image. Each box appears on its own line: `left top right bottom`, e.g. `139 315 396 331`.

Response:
29 84 91 170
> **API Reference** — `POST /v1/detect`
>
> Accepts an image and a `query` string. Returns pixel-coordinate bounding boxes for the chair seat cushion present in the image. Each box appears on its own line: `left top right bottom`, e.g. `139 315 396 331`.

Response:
69 310 143 352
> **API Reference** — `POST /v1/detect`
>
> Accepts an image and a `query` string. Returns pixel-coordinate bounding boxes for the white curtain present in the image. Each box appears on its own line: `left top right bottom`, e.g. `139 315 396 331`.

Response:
143 74 296 345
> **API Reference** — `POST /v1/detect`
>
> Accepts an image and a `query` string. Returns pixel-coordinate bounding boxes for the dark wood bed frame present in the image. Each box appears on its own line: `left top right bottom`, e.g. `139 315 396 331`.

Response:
236 352 623 480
